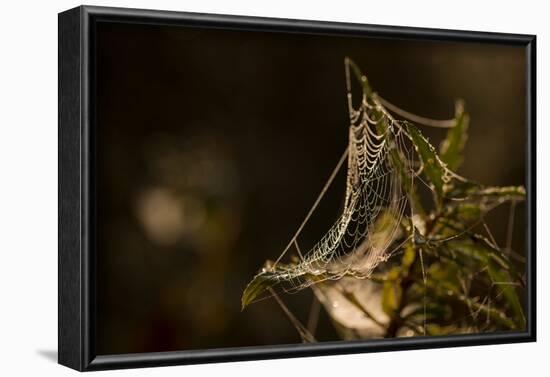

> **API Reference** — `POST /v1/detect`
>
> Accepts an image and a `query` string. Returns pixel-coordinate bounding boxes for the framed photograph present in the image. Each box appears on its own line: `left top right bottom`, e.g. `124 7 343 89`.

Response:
58 5 536 371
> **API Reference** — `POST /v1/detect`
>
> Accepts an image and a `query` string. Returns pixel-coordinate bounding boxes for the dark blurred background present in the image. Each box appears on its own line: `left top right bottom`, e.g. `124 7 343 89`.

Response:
95 21 526 355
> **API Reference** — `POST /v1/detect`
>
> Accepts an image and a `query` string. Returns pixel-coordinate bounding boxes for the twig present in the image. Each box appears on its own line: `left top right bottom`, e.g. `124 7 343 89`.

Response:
269 288 316 343
306 295 321 335
273 148 348 267
505 200 517 256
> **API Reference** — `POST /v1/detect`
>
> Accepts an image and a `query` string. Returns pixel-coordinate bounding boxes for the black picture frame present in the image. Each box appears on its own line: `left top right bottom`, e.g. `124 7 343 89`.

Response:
58 5 536 371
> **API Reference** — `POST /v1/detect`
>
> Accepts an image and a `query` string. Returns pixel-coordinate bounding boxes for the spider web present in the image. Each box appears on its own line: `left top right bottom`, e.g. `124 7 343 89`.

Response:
257 58 452 294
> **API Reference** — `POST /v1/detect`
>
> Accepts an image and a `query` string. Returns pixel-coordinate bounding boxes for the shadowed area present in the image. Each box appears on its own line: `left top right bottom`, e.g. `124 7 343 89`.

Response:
95 21 526 355
36 350 57 363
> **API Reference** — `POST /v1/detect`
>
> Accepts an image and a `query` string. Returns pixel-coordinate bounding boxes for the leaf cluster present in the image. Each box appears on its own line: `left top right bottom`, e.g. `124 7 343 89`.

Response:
241 60 525 338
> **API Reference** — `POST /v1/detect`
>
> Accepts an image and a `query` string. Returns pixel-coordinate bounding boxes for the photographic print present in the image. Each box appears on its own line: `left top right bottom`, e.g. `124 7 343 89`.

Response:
58 6 535 370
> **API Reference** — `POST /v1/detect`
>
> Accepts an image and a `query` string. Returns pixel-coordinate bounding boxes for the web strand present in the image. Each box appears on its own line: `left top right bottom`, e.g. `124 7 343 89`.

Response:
265 63 426 292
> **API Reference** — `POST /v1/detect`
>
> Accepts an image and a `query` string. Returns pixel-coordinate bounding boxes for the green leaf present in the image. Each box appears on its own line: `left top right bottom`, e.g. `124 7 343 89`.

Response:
454 203 483 223
241 262 333 310
388 143 426 216
444 178 481 200
382 281 403 317
401 242 416 270
407 123 448 204
422 271 517 329
425 323 461 336
446 237 508 271
473 186 526 200
382 267 403 316
444 237 525 329
486 261 526 329
405 302 452 322
427 262 460 290
345 57 372 96
241 270 280 310
445 184 525 221
440 100 469 171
